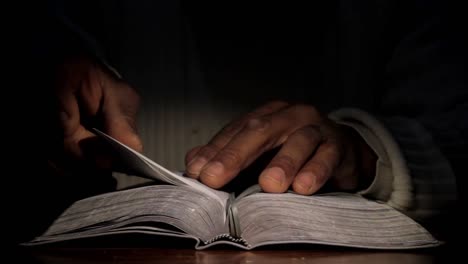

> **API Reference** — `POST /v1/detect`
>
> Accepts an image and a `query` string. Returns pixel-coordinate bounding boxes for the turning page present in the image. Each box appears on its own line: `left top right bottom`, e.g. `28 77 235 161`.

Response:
93 128 228 203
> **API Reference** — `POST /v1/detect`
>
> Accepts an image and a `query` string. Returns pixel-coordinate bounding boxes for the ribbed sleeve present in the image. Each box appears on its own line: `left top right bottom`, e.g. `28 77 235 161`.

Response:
329 108 457 223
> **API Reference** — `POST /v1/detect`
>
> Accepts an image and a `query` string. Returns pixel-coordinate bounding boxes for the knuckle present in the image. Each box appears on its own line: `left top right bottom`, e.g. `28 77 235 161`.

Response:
307 160 331 180
292 126 321 143
185 146 202 165
216 148 243 168
196 145 220 160
272 155 297 173
245 117 271 134
211 133 233 148
220 120 243 138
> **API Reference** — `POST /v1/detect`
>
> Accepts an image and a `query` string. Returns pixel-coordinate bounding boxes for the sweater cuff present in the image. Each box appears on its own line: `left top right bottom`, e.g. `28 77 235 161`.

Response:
329 108 457 222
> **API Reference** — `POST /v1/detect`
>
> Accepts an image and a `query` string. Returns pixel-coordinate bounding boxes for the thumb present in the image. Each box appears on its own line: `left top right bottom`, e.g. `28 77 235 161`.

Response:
105 115 143 153
100 71 143 153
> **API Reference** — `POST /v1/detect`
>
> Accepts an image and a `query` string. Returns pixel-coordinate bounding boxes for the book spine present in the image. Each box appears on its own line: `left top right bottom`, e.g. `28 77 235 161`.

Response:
227 192 242 238
204 233 249 247
202 193 249 247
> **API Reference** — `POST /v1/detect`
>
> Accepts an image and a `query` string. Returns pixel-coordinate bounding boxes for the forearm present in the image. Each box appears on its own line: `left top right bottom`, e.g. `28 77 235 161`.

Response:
330 108 458 220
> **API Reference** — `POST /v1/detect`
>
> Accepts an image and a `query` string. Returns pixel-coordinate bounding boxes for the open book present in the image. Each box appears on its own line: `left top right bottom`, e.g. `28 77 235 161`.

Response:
24 129 441 249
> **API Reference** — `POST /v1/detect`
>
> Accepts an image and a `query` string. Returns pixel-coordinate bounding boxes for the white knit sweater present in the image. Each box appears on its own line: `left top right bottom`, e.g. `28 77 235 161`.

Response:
329 108 457 224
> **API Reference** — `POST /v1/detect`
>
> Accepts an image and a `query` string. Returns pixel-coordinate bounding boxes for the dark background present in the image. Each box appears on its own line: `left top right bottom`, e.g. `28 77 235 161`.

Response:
8 0 465 249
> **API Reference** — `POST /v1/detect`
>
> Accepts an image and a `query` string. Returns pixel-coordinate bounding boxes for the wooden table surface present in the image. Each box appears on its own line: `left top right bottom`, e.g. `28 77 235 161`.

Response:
15 243 457 264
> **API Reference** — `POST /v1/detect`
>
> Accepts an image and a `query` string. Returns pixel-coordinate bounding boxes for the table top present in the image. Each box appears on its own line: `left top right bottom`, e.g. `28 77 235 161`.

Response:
15 243 457 264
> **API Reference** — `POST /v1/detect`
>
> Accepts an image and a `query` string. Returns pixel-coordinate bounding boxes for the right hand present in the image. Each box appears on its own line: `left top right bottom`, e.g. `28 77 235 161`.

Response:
55 56 143 168
185 101 376 195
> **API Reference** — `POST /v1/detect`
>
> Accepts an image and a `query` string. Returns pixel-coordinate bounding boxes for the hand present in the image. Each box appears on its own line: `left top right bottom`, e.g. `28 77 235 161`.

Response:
185 101 376 195
55 56 142 168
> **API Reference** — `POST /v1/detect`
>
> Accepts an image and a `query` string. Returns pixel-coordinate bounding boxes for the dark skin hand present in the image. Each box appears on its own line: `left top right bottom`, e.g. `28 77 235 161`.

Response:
54 57 376 194
55 56 143 167
185 101 377 195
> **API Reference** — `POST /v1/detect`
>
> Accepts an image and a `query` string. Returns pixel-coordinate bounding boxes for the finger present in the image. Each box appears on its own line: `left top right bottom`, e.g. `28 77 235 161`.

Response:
199 110 300 188
197 117 273 188
78 62 103 116
56 60 101 161
249 100 290 116
101 70 143 153
57 90 81 138
185 145 203 166
259 125 322 193
62 125 96 161
210 100 290 149
292 140 342 195
58 77 112 167
197 104 321 188
186 100 289 177
57 88 98 162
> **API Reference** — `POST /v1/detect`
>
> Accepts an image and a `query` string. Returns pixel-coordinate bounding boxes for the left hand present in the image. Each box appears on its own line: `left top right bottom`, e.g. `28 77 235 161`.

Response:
53 56 142 168
185 101 377 195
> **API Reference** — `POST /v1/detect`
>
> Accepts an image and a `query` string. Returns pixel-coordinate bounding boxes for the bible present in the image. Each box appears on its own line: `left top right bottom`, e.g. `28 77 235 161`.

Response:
24 129 440 249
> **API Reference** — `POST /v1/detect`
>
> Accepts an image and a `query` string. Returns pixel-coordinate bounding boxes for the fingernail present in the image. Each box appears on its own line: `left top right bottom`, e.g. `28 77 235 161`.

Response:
295 182 310 194
295 172 315 194
202 161 224 179
261 167 285 186
187 157 208 177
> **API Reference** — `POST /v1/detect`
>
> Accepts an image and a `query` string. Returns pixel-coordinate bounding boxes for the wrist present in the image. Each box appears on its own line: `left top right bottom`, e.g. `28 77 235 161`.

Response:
345 126 377 191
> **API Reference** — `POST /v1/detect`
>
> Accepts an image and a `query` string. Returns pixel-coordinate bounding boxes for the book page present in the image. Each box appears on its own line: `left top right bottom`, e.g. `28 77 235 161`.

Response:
93 129 228 204
235 192 440 249
28 185 229 245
